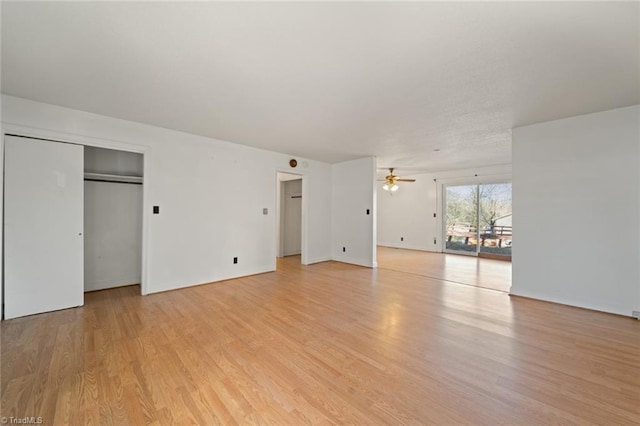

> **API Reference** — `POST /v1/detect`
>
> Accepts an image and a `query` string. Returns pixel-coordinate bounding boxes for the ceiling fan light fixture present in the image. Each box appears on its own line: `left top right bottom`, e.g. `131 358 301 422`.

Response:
380 167 414 192
382 181 399 192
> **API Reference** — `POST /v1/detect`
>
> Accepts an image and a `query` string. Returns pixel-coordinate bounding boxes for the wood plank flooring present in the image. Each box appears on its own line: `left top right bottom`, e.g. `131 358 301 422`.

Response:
377 246 512 292
1 254 639 424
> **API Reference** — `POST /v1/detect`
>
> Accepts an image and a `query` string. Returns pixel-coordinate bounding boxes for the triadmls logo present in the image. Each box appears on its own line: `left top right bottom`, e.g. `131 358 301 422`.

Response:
1 417 44 425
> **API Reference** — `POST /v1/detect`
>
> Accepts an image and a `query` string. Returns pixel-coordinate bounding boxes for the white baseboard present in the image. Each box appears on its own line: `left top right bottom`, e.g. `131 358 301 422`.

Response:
85 276 140 292
146 265 275 295
331 255 374 268
304 257 332 265
509 288 634 317
377 243 437 252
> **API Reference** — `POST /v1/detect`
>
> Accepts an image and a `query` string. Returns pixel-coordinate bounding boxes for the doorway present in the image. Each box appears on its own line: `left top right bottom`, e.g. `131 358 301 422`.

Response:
282 179 302 256
84 146 144 292
444 182 512 259
276 172 303 266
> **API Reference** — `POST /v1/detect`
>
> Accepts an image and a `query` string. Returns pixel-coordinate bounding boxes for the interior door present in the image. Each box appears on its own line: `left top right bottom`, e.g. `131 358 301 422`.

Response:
4 135 84 319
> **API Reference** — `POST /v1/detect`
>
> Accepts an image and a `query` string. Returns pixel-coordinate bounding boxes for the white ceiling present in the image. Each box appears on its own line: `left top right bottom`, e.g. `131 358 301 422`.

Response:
2 2 638 174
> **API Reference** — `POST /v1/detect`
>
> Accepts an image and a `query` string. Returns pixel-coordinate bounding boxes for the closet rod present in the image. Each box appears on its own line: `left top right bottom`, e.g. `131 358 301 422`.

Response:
84 172 143 184
84 178 143 185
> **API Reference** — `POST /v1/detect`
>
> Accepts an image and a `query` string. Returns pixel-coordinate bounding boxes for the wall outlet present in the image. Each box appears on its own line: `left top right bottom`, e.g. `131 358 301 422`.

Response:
400 237 404 241
342 247 346 253
233 257 238 264
433 238 437 244
632 310 639 319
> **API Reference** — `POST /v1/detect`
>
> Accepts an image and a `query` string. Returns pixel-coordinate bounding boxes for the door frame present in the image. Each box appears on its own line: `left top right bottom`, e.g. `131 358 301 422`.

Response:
441 178 513 257
280 177 303 257
1 124 151 310
275 170 307 266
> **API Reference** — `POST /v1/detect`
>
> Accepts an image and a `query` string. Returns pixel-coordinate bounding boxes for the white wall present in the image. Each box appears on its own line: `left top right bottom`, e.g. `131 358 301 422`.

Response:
512 105 640 316
304 168 333 265
377 175 435 251
377 164 512 252
1 95 333 295
332 157 377 267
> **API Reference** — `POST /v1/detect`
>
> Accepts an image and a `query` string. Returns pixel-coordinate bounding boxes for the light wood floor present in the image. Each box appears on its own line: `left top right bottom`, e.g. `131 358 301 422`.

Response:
2 254 639 425
377 246 512 292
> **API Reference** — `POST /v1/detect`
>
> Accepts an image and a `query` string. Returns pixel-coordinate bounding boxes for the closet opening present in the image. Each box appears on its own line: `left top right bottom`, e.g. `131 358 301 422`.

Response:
276 172 303 268
84 146 144 293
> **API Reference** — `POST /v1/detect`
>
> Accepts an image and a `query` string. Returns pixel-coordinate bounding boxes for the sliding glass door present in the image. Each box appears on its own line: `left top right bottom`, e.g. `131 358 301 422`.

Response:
478 183 512 257
444 185 479 254
444 182 512 258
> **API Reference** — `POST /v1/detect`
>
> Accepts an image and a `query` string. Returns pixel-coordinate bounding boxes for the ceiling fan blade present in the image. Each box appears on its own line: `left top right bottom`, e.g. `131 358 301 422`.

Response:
395 179 416 182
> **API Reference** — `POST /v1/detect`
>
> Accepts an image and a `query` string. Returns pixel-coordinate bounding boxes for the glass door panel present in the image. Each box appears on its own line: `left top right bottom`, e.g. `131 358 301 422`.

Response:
479 183 512 257
444 185 479 254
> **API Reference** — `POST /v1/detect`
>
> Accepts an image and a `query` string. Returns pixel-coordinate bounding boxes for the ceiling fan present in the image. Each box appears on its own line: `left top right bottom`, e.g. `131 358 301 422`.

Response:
379 168 416 192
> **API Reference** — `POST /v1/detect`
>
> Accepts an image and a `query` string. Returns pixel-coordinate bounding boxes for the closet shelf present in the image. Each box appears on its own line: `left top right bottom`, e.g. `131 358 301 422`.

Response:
84 172 143 184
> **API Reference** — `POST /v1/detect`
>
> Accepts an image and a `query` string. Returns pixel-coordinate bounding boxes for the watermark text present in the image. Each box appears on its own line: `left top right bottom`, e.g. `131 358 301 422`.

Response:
1 417 44 425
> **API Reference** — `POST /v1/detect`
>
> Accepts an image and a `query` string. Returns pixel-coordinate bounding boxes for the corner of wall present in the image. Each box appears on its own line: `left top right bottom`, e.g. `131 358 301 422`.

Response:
331 156 377 268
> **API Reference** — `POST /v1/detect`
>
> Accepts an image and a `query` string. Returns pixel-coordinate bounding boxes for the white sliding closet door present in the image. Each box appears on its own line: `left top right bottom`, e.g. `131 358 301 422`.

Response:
4 135 84 319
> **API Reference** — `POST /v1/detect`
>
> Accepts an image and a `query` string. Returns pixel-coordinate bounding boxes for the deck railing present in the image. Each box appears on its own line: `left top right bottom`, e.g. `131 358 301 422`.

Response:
446 224 512 247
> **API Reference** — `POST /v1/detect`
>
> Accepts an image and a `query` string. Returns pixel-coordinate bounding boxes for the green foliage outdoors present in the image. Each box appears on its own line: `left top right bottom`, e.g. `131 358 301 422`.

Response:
445 184 512 230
